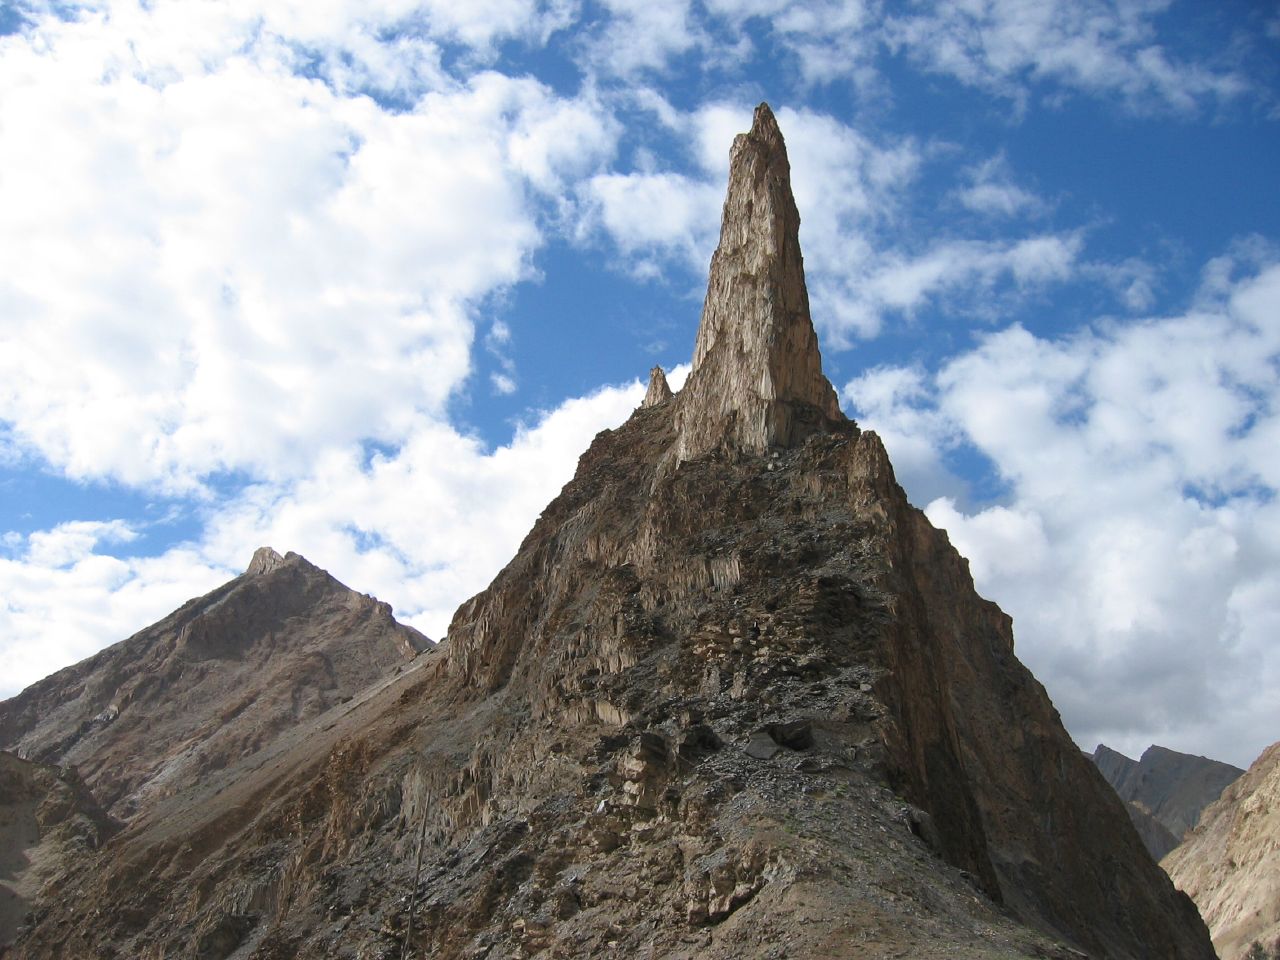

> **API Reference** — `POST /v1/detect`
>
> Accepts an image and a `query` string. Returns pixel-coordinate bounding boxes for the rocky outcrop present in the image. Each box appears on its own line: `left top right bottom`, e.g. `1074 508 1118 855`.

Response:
1092 743 1244 854
0 752 113 947
2 106 1216 960
641 365 673 408
674 103 842 462
0 549 431 820
1164 740 1280 960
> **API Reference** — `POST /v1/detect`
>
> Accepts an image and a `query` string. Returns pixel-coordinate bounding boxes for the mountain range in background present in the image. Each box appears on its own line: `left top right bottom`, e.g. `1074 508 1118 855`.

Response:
0 104 1242 960
1091 744 1244 861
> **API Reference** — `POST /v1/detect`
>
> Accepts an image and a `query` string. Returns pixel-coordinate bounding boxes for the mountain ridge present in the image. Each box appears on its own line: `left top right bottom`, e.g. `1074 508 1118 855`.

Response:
0 548 430 820
1091 742 1244 859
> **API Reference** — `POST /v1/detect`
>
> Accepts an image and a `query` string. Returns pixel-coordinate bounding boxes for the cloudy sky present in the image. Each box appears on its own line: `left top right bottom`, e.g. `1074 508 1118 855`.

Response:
1 0 1277 769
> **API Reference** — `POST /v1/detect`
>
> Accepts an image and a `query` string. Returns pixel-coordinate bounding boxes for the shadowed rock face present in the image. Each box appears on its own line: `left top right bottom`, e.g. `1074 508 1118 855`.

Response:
0 549 430 820
2 106 1215 960
1164 740 1280 960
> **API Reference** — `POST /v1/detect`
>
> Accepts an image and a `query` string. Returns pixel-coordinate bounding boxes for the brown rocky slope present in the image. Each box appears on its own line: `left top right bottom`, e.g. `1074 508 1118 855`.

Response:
3 104 1214 960
0 548 431 822
0 751 114 948
1164 740 1280 960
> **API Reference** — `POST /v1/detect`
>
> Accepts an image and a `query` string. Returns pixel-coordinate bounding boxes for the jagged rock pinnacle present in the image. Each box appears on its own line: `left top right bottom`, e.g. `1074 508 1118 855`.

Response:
675 102 842 460
641 365 673 407
245 546 285 577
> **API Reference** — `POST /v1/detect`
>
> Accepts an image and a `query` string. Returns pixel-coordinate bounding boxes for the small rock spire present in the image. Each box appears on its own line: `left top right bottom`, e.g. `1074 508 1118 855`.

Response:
641 365 673 407
675 102 842 460
245 546 286 577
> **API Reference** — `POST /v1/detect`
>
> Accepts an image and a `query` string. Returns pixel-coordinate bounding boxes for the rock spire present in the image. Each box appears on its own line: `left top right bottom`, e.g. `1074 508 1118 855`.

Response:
675 102 842 461
641 365 673 407
245 545 286 576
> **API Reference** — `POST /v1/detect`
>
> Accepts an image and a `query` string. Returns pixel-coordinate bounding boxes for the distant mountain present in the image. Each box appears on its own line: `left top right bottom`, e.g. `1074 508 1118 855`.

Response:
1164 740 1280 960
1092 743 1244 857
0 547 430 821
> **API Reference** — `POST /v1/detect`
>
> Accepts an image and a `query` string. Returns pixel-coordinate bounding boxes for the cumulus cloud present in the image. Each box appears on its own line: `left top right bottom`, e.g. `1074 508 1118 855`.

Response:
845 256 1280 768
0 4 618 492
953 154 1048 219
582 0 707 76
882 0 1250 114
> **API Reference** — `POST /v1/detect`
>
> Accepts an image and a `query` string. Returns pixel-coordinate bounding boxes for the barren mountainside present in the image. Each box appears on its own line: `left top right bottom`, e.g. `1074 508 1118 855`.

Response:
1164 740 1280 960
0 548 430 822
0 752 114 948
0 104 1215 960
1091 743 1244 857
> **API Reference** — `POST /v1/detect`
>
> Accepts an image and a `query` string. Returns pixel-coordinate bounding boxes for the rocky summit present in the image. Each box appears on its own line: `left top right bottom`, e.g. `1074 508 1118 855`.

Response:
0 104 1215 960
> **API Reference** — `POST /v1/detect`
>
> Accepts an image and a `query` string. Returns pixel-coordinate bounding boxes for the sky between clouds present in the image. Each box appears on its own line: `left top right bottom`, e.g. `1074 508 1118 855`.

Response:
0 0 1277 769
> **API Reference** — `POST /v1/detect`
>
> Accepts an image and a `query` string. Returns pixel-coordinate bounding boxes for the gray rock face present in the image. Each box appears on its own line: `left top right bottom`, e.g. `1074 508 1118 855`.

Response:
1092 743 1244 846
0 752 113 948
245 545 286 576
674 102 842 462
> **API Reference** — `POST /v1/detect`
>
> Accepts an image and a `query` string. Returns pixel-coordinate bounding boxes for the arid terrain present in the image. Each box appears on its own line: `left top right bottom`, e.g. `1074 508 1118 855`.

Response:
1165 740 1280 960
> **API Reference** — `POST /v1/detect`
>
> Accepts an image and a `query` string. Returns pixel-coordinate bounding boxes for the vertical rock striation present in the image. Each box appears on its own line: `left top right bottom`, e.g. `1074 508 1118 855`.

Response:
674 102 842 462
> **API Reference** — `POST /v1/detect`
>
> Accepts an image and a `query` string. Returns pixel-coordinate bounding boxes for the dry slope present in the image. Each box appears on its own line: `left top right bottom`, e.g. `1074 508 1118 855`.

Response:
0 548 430 821
1165 740 1280 960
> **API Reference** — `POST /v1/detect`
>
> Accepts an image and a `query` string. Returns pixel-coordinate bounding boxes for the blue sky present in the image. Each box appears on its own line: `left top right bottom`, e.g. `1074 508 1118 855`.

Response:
0 0 1277 769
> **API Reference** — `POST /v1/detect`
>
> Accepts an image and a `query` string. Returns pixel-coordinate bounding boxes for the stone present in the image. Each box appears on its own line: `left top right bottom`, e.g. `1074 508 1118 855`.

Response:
1091 743 1243 845
641 365 672 408
744 732 780 761
0 105 1217 960
0 549 431 822
244 545 286 576
674 103 842 462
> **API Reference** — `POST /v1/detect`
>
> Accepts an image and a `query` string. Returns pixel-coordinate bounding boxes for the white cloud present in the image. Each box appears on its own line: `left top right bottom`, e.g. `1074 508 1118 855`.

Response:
953 154 1047 218
0 5 618 492
584 0 705 76
883 0 1249 114
821 233 1083 342
847 257 1280 768
579 171 724 275
0 374 650 698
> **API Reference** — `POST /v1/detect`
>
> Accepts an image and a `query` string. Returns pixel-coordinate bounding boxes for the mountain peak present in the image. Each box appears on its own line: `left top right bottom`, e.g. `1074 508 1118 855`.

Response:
641 365 673 408
675 102 843 461
244 545 286 576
